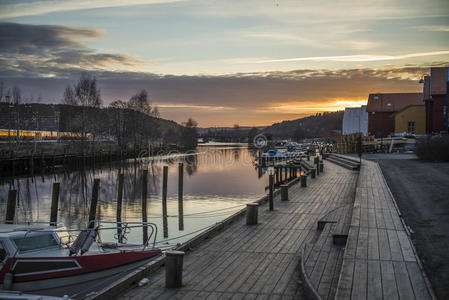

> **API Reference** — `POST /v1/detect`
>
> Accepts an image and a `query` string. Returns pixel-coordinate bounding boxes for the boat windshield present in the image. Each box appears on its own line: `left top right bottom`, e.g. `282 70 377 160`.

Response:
12 234 59 252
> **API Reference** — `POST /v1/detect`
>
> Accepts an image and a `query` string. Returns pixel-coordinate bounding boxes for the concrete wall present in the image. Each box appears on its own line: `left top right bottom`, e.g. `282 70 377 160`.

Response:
394 105 425 134
342 106 368 136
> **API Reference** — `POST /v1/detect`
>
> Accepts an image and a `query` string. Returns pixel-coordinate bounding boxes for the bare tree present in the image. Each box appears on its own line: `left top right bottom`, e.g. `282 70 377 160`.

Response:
63 86 77 105
152 106 160 118
63 73 101 107
61 73 102 148
0 81 4 102
109 100 128 109
183 118 198 128
12 85 21 105
128 89 152 115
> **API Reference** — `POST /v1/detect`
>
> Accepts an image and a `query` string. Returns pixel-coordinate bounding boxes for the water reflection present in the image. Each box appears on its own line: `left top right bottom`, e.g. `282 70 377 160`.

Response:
0 146 267 247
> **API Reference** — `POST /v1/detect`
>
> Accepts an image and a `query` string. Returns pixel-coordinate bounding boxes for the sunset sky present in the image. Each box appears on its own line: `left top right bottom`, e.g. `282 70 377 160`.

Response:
1 0 449 127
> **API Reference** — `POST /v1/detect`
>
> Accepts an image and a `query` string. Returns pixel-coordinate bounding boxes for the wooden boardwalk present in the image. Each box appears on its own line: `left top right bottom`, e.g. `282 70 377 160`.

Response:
119 162 358 300
335 159 434 300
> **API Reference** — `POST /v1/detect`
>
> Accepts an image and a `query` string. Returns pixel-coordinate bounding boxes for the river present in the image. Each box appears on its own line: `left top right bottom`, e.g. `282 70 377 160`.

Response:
0 144 268 249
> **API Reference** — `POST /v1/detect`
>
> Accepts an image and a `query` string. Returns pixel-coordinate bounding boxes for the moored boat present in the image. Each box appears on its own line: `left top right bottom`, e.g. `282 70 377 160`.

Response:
0 221 161 298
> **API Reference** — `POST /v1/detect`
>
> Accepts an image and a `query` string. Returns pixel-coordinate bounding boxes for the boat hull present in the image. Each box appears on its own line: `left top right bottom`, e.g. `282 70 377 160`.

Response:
1 250 161 298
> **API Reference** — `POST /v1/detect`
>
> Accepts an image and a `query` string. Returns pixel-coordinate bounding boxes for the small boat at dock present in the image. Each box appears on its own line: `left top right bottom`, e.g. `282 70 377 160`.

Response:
0 221 161 298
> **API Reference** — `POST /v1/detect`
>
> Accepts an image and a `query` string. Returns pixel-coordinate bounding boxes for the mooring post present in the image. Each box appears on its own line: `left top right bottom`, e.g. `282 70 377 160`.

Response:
117 173 124 242
246 203 259 225
88 178 100 228
165 250 185 288
311 168 316 179
281 184 289 201
316 160 320 175
269 173 274 211
178 163 184 231
301 175 307 187
5 190 17 224
142 170 148 243
276 168 281 185
320 160 324 173
162 166 168 238
50 182 60 226
307 155 310 161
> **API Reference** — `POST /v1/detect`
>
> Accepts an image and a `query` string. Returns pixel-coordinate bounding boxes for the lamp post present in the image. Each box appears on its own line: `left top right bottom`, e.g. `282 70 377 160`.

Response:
268 166 274 211
444 68 449 133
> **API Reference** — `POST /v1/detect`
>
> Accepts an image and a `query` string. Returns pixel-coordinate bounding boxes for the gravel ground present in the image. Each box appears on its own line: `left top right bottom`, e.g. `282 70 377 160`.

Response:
374 157 449 300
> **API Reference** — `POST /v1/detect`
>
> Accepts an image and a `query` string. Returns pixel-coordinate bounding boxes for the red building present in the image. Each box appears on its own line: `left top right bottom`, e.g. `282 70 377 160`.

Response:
423 67 449 134
366 93 422 137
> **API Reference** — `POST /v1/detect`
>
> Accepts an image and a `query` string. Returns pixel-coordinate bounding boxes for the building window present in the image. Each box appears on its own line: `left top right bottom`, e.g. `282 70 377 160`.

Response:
408 121 415 134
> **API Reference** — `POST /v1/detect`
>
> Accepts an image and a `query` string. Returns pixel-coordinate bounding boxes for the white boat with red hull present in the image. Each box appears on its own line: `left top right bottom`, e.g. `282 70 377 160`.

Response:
0 221 161 298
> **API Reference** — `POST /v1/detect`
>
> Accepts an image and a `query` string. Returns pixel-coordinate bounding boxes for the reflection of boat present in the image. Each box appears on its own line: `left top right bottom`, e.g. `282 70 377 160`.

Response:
0 222 161 298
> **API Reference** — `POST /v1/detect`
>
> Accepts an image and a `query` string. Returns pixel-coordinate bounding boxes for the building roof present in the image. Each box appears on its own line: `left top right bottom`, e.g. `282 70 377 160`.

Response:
366 93 422 112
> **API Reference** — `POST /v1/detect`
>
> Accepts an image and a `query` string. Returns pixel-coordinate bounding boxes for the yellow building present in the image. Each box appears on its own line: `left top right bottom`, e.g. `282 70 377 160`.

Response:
394 105 426 134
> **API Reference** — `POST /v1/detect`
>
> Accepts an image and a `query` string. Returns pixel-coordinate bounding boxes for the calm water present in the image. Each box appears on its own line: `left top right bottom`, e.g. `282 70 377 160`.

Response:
0 145 268 248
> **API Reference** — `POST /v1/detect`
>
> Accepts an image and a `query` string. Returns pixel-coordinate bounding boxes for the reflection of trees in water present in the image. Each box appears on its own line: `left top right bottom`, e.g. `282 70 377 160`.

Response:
2 149 208 226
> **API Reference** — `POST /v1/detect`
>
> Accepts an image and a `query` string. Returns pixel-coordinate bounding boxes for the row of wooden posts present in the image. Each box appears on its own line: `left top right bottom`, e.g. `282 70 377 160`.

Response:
4 163 187 241
167 155 324 290
248 155 323 225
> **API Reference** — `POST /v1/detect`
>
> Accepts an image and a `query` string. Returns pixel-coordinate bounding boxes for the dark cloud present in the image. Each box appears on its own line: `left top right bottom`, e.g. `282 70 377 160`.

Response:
1 22 447 126
0 65 433 104
0 22 102 53
0 22 141 77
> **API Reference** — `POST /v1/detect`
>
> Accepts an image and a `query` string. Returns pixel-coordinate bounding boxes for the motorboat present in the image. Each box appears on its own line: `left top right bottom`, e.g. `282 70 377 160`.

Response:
0 221 161 298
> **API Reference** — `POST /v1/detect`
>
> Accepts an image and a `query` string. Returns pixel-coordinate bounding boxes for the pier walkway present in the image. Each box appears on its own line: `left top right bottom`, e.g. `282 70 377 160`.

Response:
119 162 358 300
335 160 434 300
114 158 434 300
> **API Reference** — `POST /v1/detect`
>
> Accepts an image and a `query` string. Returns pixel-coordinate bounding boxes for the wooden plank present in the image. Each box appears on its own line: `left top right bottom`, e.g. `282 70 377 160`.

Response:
335 258 355 299
396 230 416 262
386 229 404 261
367 228 379 261
351 259 367 300
355 227 368 260
377 228 391 261
380 260 399 300
393 261 415 300
405 262 431 300
366 260 382 300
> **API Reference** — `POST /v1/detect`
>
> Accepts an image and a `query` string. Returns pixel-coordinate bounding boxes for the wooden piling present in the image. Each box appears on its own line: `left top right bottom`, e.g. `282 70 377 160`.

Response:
281 184 289 201
162 166 168 238
178 163 184 231
50 182 60 225
117 173 124 242
316 160 320 175
301 175 307 187
142 170 148 243
5 190 17 224
320 161 324 173
246 203 259 225
88 179 100 228
311 168 316 179
165 250 185 288
269 174 274 211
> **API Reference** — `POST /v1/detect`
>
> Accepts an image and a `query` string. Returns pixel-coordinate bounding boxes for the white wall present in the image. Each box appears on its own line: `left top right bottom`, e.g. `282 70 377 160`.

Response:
342 106 368 136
